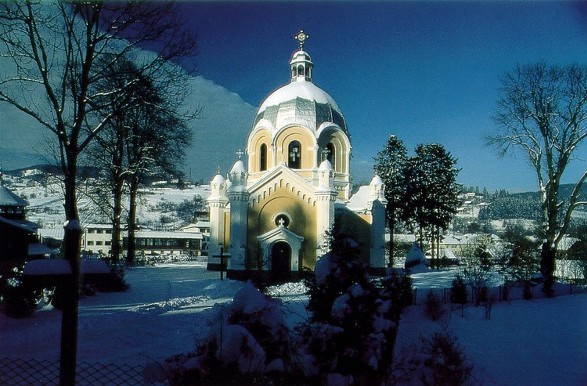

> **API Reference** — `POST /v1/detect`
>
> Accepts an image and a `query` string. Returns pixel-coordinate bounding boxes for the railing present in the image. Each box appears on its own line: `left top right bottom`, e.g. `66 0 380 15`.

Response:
0 357 165 386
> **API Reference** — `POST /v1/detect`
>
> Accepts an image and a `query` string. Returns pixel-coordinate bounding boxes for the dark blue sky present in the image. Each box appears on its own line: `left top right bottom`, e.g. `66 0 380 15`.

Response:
175 1 587 191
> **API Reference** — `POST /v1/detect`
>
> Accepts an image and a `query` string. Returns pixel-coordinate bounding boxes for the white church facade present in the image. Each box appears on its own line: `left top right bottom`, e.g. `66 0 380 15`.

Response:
207 31 387 279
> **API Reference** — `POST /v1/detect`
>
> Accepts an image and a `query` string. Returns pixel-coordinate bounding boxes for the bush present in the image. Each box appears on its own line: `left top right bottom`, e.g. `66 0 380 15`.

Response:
419 332 473 386
450 275 468 305
392 332 473 386
94 263 129 292
424 290 445 321
301 233 409 384
155 282 292 385
1 266 37 318
523 280 533 300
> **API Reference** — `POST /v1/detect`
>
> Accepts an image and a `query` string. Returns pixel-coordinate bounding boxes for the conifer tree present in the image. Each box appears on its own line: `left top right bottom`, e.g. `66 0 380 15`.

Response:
374 135 408 266
402 144 460 263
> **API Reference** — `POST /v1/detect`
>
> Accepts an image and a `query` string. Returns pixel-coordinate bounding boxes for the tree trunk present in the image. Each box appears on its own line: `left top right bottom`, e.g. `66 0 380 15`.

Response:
388 213 395 267
60 154 82 386
540 242 556 296
126 176 139 265
110 178 125 265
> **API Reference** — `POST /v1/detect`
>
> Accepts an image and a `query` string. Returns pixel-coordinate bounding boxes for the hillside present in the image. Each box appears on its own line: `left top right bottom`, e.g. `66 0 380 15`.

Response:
470 183 587 221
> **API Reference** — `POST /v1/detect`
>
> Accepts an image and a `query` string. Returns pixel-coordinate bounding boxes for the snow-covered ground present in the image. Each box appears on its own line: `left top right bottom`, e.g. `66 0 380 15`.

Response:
1 263 586 385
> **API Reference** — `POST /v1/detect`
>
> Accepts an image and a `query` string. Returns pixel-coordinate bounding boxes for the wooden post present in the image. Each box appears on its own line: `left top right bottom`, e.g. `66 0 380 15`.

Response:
220 246 224 281
60 220 82 386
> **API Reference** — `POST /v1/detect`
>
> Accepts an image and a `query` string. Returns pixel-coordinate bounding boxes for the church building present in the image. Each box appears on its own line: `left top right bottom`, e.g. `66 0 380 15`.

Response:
207 31 387 279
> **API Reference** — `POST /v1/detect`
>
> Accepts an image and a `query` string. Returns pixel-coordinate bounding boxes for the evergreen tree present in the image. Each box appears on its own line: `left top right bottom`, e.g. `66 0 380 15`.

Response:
303 231 412 384
374 135 408 266
402 144 460 263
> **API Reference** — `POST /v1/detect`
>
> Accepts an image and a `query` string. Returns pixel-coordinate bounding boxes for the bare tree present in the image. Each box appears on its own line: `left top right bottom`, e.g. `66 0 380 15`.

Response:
0 2 196 383
123 67 192 265
86 57 194 265
488 63 587 295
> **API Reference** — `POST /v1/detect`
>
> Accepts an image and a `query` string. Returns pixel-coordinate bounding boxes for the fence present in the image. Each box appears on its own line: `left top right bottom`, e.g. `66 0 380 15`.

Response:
411 282 585 305
0 357 163 386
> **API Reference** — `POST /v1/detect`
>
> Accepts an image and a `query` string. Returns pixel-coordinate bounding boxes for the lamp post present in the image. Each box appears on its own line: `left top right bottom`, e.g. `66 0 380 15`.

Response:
219 243 224 281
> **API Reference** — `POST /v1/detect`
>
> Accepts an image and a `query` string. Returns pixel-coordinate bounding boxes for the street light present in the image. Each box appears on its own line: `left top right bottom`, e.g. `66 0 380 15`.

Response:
219 242 224 281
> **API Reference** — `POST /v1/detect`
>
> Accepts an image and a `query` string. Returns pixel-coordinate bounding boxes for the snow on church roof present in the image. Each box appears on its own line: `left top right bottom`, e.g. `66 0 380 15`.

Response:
346 185 370 211
254 80 347 134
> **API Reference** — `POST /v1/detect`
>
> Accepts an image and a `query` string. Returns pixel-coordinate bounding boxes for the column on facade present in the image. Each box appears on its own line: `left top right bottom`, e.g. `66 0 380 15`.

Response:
315 159 337 257
227 160 249 271
208 173 228 265
367 175 387 269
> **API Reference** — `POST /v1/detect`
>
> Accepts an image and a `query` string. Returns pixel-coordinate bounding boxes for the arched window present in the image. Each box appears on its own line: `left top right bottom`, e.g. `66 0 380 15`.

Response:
326 143 335 169
288 141 301 169
259 144 267 171
297 65 304 77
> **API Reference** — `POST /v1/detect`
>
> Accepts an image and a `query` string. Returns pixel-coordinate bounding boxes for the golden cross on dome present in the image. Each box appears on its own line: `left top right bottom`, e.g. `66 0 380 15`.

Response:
294 30 309 50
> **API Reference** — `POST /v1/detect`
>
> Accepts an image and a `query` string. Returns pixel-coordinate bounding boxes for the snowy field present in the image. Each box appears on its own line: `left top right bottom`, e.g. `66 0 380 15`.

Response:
1 263 586 385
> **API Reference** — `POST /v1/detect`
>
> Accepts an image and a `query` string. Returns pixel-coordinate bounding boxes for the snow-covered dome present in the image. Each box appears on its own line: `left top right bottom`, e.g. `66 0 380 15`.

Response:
211 173 225 185
369 175 384 187
252 48 347 136
230 159 246 175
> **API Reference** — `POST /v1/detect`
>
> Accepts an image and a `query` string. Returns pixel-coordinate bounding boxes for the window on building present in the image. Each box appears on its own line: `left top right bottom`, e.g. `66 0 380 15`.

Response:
96 241 103 246
326 143 335 169
105 241 111 246
288 141 301 169
275 214 290 228
87 241 94 246
260 144 267 171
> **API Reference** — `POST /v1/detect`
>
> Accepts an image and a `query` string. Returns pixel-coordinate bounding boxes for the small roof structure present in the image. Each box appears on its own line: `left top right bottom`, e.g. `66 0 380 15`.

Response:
0 186 28 207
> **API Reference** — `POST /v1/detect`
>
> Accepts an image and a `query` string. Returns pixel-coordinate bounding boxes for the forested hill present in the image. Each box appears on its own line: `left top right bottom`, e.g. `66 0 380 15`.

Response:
477 183 587 221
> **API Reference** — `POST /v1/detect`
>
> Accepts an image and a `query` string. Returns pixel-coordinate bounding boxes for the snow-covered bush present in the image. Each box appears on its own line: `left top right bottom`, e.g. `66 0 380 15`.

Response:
419 332 473 386
1 265 37 318
155 281 291 385
392 332 473 386
299 233 411 384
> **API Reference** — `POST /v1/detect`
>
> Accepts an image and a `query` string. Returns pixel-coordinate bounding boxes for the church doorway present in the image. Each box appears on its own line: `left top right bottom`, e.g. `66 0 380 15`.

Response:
271 241 291 281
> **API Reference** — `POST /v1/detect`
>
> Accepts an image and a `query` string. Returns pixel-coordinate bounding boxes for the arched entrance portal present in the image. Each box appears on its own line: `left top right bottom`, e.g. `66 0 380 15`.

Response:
271 241 291 280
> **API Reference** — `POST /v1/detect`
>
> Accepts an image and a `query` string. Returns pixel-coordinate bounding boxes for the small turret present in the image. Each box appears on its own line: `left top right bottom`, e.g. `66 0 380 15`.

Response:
317 159 334 188
369 175 386 204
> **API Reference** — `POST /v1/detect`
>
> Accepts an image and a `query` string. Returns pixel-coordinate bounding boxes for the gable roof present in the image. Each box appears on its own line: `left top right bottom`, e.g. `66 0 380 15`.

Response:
0 186 28 207
247 164 318 206
0 216 38 233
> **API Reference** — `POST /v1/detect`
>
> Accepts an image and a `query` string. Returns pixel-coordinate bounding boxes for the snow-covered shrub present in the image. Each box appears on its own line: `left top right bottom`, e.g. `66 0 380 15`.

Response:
405 242 428 273
300 233 410 384
392 332 473 386
377 270 414 319
1 265 37 318
156 281 291 385
419 332 473 386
